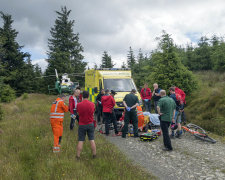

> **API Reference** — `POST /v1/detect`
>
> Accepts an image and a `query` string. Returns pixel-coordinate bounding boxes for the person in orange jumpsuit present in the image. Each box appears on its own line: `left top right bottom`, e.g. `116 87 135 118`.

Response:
50 94 69 153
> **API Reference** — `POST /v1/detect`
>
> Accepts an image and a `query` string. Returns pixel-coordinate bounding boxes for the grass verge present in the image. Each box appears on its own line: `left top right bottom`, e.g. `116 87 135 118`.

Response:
0 94 156 180
185 71 225 136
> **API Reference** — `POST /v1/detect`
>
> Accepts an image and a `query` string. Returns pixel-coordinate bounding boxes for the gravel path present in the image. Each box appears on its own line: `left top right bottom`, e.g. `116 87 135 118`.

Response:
104 131 225 180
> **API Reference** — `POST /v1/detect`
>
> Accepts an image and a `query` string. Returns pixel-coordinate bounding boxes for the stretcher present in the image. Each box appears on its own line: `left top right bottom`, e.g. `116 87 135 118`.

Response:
140 131 159 141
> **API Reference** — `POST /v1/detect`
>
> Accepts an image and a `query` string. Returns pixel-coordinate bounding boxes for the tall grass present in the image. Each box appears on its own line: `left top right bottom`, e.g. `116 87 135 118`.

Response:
0 94 155 180
185 71 225 136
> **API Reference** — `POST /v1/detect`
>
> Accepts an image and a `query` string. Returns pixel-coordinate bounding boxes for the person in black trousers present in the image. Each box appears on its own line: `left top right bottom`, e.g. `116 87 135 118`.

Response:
101 90 118 136
157 90 176 151
152 83 161 114
96 89 105 124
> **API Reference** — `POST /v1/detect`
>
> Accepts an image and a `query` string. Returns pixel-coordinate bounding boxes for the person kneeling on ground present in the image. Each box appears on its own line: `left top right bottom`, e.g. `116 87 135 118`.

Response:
76 91 96 159
157 90 176 151
122 89 139 138
50 94 69 153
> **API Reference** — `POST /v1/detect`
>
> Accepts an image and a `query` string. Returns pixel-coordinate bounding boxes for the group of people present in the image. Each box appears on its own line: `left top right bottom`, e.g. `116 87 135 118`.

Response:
50 88 96 159
140 83 186 151
96 88 140 138
50 82 186 157
140 83 161 113
157 86 186 151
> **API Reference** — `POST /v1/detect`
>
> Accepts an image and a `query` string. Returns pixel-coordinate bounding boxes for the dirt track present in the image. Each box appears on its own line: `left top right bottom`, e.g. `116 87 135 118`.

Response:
104 131 225 180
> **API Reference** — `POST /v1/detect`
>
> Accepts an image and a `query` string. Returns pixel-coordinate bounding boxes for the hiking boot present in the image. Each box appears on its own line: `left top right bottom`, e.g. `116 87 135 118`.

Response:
53 147 60 153
76 156 80 160
175 133 181 139
93 155 97 159
170 135 175 139
162 147 173 151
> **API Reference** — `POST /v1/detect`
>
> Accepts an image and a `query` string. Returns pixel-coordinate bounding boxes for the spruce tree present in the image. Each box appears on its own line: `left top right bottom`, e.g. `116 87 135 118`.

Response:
0 12 31 95
46 6 86 87
194 36 212 70
211 41 225 71
149 31 197 94
100 51 114 68
121 61 127 68
137 48 144 66
127 46 136 69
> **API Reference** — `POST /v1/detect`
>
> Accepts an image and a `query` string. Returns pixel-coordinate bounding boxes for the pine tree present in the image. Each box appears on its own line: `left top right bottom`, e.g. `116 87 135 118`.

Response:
0 12 31 95
94 63 98 69
149 31 197 94
194 36 212 70
211 41 225 71
121 61 127 68
137 48 144 66
100 51 114 68
46 6 86 87
127 46 136 69
183 43 196 70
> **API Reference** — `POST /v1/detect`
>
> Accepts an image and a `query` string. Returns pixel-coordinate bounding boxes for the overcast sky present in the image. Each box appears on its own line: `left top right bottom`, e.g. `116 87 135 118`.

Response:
1 0 225 71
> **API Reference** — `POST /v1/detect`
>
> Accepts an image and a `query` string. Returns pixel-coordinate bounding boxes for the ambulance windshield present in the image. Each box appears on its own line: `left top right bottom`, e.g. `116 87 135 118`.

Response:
103 79 136 92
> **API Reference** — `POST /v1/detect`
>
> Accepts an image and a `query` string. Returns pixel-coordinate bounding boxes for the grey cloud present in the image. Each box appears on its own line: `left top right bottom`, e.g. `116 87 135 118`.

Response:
1 0 225 68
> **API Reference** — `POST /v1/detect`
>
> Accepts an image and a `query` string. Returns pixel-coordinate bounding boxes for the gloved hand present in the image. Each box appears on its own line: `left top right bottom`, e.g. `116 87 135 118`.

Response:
144 99 149 102
126 107 131 112
71 114 76 119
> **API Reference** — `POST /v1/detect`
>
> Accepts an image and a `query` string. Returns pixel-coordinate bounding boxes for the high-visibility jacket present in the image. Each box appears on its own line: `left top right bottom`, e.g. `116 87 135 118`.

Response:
137 106 145 130
50 98 69 121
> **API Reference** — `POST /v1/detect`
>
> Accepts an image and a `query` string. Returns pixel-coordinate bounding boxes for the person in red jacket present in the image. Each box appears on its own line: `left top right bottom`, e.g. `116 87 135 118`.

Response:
76 91 96 159
101 89 118 136
69 89 80 130
173 86 186 124
140 83 152 112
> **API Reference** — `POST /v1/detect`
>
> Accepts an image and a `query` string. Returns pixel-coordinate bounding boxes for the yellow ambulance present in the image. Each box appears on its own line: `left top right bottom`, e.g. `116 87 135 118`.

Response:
85 68 142 117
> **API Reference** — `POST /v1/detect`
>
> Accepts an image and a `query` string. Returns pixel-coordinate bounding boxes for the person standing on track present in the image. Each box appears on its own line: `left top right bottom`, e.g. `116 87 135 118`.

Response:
152 83 161 114
172 85 186 124
122 89 139 138
76 91 96 159
101 89 118 136
169 87 184 138
50 94 69 153
69 89 80 130
157 90 176 151
140 83 152 112
96 89 105 124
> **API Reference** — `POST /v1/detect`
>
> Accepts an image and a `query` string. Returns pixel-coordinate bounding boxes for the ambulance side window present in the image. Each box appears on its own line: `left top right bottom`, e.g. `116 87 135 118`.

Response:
99 80 102 90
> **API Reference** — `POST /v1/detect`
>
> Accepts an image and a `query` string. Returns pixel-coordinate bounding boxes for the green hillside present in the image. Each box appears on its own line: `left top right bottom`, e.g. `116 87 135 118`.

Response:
185 71 225 136
0 94 154 180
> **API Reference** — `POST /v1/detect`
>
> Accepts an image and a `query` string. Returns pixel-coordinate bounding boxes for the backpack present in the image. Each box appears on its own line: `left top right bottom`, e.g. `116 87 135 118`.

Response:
175 87 186 104
175 93 183 105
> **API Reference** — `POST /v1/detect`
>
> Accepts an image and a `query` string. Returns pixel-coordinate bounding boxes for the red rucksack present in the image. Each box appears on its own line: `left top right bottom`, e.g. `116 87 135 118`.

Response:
175 93 183 105
175 87 186 104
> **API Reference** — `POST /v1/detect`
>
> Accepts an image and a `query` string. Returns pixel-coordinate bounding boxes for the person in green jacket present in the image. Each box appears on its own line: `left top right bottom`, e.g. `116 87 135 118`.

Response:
157 90 176 151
